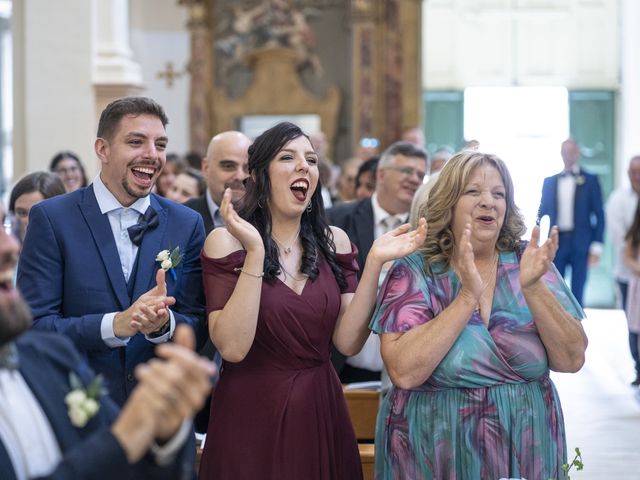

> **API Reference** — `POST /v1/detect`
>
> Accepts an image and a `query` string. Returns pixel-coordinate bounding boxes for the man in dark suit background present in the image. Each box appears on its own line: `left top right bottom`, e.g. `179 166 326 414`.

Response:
184 130 252 234
537 138 605 306
327 141 428 382
17 97 206 405
0 205 215 479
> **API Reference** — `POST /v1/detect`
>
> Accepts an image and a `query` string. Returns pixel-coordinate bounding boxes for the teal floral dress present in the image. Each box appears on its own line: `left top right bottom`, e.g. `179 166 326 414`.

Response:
370 249 584 480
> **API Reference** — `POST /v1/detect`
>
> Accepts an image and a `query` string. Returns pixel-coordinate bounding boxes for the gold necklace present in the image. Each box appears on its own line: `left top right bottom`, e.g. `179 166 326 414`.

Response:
473 253 499 313
279 260 307 282
272 227 301 255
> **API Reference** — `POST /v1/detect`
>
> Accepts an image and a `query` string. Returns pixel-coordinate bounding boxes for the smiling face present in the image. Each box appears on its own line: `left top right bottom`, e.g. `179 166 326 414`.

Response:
53 157 84 192
0 205 32 346
377 154 426 214
452 163 506 251
96 114 168 207
167 172 199 203
14 191 45 241
203 131 251 205
267 136 319 220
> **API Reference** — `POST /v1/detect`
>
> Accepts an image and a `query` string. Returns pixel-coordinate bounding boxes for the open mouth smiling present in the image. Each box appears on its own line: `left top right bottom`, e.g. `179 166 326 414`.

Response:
290 179 310 202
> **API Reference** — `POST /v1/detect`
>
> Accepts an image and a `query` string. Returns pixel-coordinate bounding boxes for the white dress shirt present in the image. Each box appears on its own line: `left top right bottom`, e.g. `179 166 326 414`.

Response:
346 194 407 373
93 176 175 347
606 186 639 282
556 167 579 232
0 369 61 479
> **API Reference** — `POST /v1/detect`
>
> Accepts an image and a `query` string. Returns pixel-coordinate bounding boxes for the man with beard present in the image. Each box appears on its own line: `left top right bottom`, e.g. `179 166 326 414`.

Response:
184 130 252 234
17 97 206 405
0 206 215 479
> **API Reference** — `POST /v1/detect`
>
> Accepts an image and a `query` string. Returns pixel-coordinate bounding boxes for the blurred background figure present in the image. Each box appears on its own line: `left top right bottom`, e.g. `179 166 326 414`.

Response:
185 150 204 170
429 146 454 175
155 152 186 197
464 139 480 151
354 155 379 200
49 151 88 193
401 126 425 148
9 171 66 241
336 157 362 203
167 168 206 204
355 137 380 161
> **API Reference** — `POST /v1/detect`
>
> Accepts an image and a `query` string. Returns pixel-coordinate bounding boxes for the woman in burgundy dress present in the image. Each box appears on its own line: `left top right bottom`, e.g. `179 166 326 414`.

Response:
198 122 426 479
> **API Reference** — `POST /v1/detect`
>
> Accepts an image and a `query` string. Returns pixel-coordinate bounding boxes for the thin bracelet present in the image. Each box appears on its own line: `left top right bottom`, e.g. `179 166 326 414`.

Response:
234 267 264 278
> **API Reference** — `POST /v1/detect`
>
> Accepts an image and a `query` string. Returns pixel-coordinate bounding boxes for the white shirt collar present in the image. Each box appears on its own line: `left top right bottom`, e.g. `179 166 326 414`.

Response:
371 193 406 226
92 174 150 215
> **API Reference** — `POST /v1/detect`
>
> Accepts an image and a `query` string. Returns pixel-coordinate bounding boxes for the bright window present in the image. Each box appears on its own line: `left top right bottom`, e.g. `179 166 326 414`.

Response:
464 86 569 235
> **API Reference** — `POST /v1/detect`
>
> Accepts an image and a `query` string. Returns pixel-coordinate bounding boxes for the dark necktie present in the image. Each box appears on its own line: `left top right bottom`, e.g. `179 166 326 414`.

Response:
0 342 18 370
127 206 159 246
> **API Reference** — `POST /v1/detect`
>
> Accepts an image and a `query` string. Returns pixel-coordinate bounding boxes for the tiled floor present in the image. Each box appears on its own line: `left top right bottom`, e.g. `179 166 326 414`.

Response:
551 308 640 479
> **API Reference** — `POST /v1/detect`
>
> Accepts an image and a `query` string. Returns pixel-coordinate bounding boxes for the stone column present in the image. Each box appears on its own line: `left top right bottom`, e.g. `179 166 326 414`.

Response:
619 0 640 184
93 0 144 115
179 0 213 156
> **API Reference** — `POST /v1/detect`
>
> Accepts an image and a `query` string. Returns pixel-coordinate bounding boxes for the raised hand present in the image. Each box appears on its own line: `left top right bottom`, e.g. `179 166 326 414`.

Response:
369 218 428 265
220 188 263 253
520 224 559 289
135 325 215 441
114 268 177 337
454 224 484 302
112 325 215 462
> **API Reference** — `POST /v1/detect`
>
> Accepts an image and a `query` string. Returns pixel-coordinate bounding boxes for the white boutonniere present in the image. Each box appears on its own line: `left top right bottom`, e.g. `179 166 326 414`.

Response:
156 246 183 280
575 174 586 186
65 372 105 428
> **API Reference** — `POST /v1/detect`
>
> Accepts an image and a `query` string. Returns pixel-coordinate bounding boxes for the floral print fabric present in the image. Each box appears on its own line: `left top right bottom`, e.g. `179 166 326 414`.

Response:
370 249 584 479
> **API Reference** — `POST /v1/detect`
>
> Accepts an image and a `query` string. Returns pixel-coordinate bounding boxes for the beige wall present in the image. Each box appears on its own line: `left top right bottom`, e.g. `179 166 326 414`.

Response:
13 0 98 180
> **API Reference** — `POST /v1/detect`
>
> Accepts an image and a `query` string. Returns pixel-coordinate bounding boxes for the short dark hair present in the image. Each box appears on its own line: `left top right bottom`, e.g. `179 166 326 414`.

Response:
9 171 66 213
49 151 88 188
378 141 428 168
355 155 379 187
97 97 169 140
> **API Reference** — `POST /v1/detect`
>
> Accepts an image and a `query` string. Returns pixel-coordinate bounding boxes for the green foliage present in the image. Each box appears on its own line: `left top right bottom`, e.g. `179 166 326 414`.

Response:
560 447 584 480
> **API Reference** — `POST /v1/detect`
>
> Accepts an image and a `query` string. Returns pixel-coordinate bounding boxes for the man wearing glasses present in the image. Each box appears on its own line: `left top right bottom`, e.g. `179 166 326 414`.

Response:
327 141 428 383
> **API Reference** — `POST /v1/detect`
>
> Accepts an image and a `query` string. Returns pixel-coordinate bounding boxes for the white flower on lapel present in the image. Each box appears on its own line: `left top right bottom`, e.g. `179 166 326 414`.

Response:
575 175 586 186
155 250 170 262
65 372 104 428
156 246 183 280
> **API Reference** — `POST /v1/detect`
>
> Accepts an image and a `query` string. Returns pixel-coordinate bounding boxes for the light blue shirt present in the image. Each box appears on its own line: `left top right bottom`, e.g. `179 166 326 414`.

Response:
205 189 224 229
93 175 175 347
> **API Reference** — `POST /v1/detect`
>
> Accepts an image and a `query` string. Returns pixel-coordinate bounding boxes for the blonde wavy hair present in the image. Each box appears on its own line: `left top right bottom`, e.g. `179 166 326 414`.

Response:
418 150 526 272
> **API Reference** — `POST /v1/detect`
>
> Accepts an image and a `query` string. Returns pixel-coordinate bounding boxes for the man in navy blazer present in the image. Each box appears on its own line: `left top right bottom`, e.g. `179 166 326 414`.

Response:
17 97 206 405
537 138 605 306
0 205 215 479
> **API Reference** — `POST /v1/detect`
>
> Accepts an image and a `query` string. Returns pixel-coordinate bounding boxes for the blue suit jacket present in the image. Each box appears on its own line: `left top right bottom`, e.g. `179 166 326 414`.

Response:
0 331 193 480
537 169 605 252
17 186 206 404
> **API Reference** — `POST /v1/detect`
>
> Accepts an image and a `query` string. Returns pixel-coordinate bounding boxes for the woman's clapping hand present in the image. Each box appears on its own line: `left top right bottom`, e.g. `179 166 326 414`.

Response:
369 218 427 266
520 225 559 289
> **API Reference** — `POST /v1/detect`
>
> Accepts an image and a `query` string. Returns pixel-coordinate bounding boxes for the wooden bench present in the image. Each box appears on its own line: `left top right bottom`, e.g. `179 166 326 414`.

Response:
343 388 380 441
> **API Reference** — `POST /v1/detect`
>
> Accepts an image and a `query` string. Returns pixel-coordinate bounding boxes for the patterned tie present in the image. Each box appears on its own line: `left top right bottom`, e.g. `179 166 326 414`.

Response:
0 342 18 370
127 206 159 246
382 216 401 234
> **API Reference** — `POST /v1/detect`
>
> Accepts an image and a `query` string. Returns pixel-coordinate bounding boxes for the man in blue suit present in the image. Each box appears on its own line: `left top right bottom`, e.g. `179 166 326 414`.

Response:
537 138 605 306
0 204 215 479
17 97 206 405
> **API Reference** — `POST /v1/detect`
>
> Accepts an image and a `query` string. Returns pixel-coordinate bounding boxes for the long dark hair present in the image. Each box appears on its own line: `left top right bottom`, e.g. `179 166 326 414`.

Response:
237 122 347 290
626 198 640 253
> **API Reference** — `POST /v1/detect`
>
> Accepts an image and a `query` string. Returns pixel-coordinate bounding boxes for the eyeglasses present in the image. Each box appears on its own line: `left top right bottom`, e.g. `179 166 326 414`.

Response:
384 166 426 181
54 166 80 175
